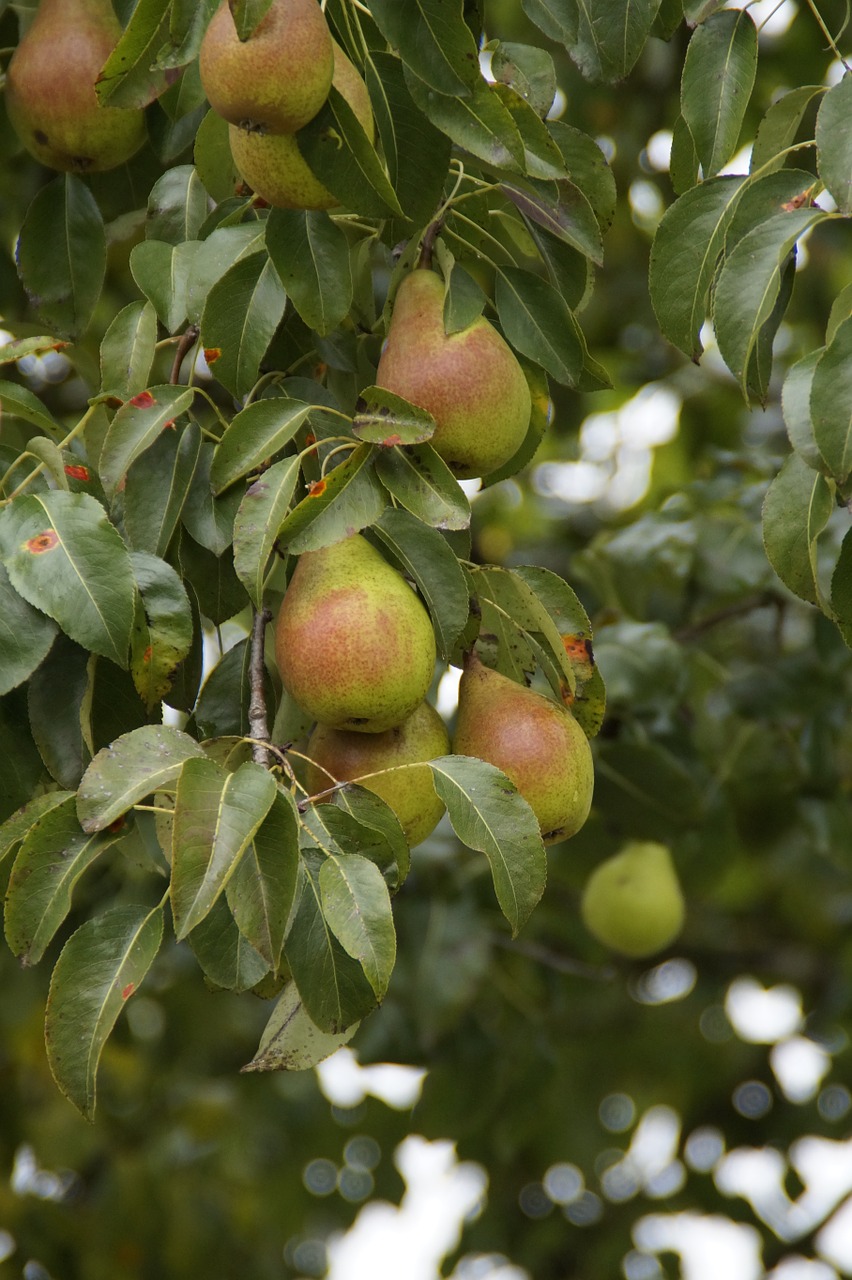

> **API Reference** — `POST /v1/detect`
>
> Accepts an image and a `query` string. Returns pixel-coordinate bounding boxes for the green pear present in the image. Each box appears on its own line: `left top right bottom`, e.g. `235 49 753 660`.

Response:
5 0 146 173
453 651 593 844
306 700 450 847
375 270 532 480
229 42 374 211
580 842 685 958
275 534 436 733
199 0 333 134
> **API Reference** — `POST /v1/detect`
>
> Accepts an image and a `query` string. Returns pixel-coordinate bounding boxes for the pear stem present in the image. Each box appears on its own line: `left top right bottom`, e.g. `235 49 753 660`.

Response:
169 324 200 385
248 607 274 768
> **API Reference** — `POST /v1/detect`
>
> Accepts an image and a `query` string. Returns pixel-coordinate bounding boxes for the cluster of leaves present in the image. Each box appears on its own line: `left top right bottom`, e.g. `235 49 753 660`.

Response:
0 0 617 1118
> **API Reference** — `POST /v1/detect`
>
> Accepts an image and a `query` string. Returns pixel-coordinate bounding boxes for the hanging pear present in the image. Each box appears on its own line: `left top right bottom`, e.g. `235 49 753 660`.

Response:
375 269 532 480
453 651 593 844
5 0 147 173
580 842 685 958
200 0 333 134
306 700 450 847
275 534 436 733
229 42 374 211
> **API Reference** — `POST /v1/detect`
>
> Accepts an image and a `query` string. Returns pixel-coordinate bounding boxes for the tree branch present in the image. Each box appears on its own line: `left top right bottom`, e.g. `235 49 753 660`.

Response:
170 324 200 385
248 607 273 768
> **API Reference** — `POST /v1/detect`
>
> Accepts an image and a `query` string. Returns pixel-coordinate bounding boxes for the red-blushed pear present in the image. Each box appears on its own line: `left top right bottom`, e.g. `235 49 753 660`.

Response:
199 0 333 134
305 700 451 847
375 269 532 480
275 534 436 734
453 651 594 845
580 842 685 958
5 0 146 173
228 42 374 211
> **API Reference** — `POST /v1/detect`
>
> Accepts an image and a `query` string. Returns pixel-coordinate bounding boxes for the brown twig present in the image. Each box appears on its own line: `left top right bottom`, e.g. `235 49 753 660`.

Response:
169 324 200 385
674 591 782 643
418 215 445 269
248 607 273 768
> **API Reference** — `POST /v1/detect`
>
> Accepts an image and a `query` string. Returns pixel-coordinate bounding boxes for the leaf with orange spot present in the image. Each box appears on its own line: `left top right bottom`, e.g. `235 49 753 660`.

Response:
25 531 59 554
64 464 90 482
121 983 135 1000
203 347 221 364
307 479 327 497
129 390 156 408
99 384 195 499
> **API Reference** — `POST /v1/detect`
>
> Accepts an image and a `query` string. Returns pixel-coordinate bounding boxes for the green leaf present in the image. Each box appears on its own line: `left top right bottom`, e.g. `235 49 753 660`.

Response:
0 791 75 866
669 113 700 196
147 165 209 244
368 0 481 95
284 850 378 1034
265 210 353 336
233 456 300 607
179 536 246 625
129 552 193 712
99 301 158 401
762 454 834 606
181 442 244 556
44 905 164 1119
648 176 745 360
375 443 471 531
492 83 568 180
594 742 701 840
811 317 852 485
371 508 469 660
567 0 662 82
130 239 199 334
782 349 825 471
16 175 106 340
0 692 47 824
352 386 437 446
521 0 577 46
713 209 827 396
0 561 57 695
442 260 487 333
745 251 795 408
200 253 288 399
492 41 557 119
296 88 405 219
365 52 452 227
228 0 275 38
275 443 386 554
27 635 91 788
680 9 757 178
0 491 136 668
242 980 359 1072
188 896 270 992
404 69 525 174
161 0 218 67
99 385 196 499
471 565 575 698
496 267 583 386
194 108 242 204
501 177 603 264
95 0 173 108
210 399 312 493
830 528 852 647
124 422 202 557
171 757 278 938
0 336 69 368
430 755 546 936
194 637 258 739
185 223 265 324
335 786 411 889
751 85 825 176
319 853 396 1001
0 379 63 437
76 724 205 832
4 795 123 966
547 121 617 232
226 788 300 968
816 74 852 215
827 283 852 346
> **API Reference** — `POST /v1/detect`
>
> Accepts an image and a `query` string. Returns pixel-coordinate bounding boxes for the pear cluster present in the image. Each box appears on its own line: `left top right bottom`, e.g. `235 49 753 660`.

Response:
5 0 147 173
199 0 373 210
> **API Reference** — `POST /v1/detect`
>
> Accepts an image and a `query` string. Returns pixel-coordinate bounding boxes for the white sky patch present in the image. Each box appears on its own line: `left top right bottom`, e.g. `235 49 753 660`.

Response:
725 977 803 1043
770 1036 831 1103
645 130 673 173
767 1260 838 1280
726 0 798 38
720 143 754 176
436 663 462 720
633 1212 764 1280
316 1047 426 1110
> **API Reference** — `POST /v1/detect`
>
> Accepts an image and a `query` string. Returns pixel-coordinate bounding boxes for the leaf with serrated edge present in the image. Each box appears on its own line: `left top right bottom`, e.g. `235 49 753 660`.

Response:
762 454 834 607
353 386 436 446
242 980 358 1072
44 905 164 1119
226 788 300 967
233 456 300 607
319 853 396 1000
812 316 852 484
0 791 75 864
211 399 312 494
375 444 470 531
430 755 546 936
681 10 757 178
816 74 852 215
76 724 205 832
100 385 195 499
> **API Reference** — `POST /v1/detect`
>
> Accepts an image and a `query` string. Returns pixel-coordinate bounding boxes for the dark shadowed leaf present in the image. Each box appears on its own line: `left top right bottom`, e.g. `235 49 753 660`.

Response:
28 636 91 788
811 316 852 485
496 267 583 385
200 253 287 399
266 210 353 336
816 74 852 215
762 454 834 607
371 507 470 659
188 896 270 992
124 422 202 557
297 88 404 219
16 176 106 340
0 561 57 695
368 0 481 95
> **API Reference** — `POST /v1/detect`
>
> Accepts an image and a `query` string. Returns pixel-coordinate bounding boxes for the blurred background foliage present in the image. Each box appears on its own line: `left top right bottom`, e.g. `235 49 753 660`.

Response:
0 1 851 1277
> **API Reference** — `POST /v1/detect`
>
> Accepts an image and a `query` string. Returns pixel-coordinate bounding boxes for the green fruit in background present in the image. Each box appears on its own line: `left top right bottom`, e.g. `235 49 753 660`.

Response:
580 842 685 958
199 0 333 134
228 42 374 210
275 534 436 733
375 269 531 479
306 700 451 847
5 0 146 173
453 651 594 844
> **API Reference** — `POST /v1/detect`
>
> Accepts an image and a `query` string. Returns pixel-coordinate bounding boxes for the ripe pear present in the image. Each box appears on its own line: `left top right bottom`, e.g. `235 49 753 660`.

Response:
228 42 374 211
306 700 450 847
375 270 532 480
453 652 593 844
275 534 436 733
199 0 333 134
580 842 685 958
5 0 146 173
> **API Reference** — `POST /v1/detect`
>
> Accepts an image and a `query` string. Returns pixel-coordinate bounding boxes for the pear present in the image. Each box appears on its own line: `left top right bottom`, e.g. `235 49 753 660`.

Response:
453 651 593 844
306 700 450 847
580 842 685 958
5 0 146 173
199 0 333 134
375 270 532 480
275 534 436 733
228 42 373 211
